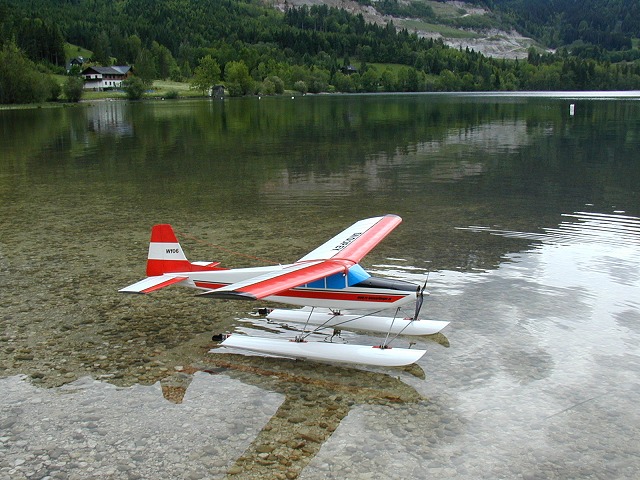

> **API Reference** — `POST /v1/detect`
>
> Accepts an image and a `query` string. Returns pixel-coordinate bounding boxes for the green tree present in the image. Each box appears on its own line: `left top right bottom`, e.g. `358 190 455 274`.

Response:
68 64 82 76
265 75 285 94
122 76 146 100
124 35 142 64
15 17 65 66
169 65 182 82
63 76 84 102
360 68 380 92
293 80 308 94
225 60 253 96
190 55 221 95
92 31 111 65
436 69 462 91
396 66 421 91
259 77 276 95
381 68 396 92
45 76 61 101
134 49 157 85
307 69 329 93
0 43 53 104
151 41 177 79
181 60 192 79
332 72 355 92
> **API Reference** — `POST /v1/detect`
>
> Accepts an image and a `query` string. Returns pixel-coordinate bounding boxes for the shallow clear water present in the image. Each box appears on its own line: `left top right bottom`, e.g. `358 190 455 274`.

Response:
1 93 640 479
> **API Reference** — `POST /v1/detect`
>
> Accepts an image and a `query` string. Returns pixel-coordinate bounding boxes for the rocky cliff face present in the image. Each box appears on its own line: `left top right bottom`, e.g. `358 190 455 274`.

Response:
272 0 540 59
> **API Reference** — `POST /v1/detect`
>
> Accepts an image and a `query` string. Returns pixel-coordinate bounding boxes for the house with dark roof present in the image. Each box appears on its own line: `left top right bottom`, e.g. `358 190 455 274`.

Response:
341 65 359 75
67 56 86 72
81 66 132 90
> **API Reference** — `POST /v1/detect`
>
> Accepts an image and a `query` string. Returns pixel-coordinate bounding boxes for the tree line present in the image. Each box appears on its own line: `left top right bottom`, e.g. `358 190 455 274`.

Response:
1 0 640 104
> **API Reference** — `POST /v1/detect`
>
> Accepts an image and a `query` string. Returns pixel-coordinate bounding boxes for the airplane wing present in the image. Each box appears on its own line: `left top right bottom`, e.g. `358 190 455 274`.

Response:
119 274 189 294
199 215 402 300
198 260 349 300
298 214 402 263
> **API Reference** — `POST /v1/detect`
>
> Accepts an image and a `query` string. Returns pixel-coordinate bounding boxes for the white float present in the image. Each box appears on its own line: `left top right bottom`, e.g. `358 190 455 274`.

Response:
266 308 449 336
218 335 426 367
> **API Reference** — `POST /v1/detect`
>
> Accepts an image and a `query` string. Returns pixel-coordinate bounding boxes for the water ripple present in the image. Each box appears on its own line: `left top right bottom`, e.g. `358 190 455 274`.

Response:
459 211 640 249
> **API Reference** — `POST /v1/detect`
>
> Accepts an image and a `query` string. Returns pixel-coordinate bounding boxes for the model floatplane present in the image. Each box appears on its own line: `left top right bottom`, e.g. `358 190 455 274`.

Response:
120 214 448 366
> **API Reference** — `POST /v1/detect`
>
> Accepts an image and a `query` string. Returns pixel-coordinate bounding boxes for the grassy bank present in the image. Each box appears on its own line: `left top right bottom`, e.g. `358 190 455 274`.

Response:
0 78 209 109
80 79 206 101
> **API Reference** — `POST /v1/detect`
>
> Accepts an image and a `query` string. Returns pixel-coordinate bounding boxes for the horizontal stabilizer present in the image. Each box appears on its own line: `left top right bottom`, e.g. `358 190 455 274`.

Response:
119 274 188 294
217 335 426 367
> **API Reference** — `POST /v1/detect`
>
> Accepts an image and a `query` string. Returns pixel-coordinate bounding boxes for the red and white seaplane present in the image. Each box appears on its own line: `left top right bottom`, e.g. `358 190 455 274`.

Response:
120 214 448 366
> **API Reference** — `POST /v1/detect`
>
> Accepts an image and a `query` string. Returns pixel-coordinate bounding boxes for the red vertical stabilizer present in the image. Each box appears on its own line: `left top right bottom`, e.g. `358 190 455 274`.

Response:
146 224 221 276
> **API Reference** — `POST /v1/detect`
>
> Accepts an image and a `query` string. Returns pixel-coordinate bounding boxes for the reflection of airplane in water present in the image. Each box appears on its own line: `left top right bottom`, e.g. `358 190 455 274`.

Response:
121 215 449 366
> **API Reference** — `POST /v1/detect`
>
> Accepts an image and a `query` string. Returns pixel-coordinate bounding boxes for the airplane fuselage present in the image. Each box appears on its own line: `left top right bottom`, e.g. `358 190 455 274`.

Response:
183 265 418 310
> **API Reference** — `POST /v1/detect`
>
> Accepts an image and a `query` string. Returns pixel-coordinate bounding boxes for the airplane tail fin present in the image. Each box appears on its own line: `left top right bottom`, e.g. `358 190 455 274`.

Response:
146 224 221 276
120 225 223 294
146 224 191 276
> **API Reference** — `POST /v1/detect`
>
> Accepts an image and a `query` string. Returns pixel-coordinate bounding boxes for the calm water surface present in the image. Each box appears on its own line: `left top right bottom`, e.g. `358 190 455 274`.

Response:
1 93 640 479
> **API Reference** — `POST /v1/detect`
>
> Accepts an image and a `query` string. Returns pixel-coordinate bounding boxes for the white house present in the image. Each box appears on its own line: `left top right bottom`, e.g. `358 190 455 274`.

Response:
81 66 132 91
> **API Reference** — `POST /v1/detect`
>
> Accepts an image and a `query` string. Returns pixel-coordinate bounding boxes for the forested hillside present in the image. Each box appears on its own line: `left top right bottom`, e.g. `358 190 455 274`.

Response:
479 0 640 52
1 0 639 104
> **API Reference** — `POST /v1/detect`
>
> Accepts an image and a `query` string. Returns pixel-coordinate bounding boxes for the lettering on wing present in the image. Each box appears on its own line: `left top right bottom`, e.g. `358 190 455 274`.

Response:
332 233 362 251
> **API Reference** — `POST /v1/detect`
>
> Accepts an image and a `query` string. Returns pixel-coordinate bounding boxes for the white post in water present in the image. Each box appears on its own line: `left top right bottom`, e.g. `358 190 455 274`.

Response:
570 104 575 116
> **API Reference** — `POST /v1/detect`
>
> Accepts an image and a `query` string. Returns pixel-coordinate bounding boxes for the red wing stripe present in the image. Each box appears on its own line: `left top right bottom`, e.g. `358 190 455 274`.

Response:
194 281 228 290
335 215 401 262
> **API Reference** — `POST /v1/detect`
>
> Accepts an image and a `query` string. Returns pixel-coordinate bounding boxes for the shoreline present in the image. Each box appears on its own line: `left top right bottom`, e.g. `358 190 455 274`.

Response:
3 88 640 111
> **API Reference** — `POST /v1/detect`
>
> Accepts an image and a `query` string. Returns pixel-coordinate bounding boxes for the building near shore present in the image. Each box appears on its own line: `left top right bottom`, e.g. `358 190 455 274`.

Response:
81 66 132 90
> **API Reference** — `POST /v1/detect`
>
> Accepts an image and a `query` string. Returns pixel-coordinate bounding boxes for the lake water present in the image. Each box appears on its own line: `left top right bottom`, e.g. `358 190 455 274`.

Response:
1 93 640 479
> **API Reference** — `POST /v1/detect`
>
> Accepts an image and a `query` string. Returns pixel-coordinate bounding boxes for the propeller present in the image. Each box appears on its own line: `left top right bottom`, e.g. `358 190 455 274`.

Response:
413 274 429 320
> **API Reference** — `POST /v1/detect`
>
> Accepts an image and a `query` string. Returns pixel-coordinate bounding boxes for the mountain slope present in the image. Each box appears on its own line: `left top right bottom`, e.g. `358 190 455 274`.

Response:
273 0 539 58
2 0 639 98
275 0 639 58
487 0 640 50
